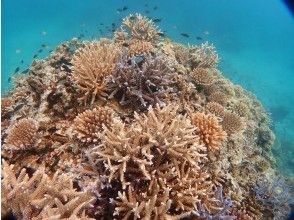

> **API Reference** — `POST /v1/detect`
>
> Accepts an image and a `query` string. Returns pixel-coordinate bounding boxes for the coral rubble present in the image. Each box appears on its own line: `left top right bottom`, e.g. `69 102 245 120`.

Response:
2 13 293 220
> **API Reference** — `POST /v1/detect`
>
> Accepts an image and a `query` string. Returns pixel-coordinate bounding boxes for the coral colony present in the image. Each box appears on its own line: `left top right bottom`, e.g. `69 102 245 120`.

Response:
1 14 293 219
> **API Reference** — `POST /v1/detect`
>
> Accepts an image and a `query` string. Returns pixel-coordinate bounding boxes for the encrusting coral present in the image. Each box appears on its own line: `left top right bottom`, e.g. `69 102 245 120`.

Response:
1 13 292 220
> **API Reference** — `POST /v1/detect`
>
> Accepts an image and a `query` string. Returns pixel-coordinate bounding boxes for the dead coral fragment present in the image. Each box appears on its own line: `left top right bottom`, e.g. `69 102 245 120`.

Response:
107 55 174 108
72 107 113 144
5 118 39 150
222 112 244 135
122 13 161 43
1 160 95 220
190 67 216 86
72 41 120 104
192 112 227 151
129 40 154 56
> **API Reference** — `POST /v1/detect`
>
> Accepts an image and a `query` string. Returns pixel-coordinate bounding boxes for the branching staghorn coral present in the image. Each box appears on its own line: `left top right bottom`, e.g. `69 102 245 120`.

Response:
206 101 226 117
190 67 217 86
122 13 162 44
222 112 244 135
189 42 219 68
107 55 175 108
4 118 39 150
128 39 154 56
72 107 113 144
72 41 120 104
1 160 95 219
192 112 227 151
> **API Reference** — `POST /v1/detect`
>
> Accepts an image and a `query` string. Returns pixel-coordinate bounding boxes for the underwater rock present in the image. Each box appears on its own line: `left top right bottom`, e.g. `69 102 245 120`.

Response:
1 13 292 220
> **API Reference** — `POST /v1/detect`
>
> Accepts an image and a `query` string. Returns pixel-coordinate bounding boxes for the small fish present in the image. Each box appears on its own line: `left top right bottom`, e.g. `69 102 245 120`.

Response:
41 31 47 36
49 50 53 53
15 49 21 54
122 6 128 11
100 22 104 25
153 18 162 23
20 60 24 64
38 49 43 53
41 44 47 48
33 54 38 58
8 77 11 82
158 32 166 37
153 6 158 10
181 33 190 38
145 10 150 14
14 67 20 73
117 8 123 13
22 68 29 74
80 34 85 38
165 37 171 44
196 36 203 40
204 30 209 35
144 3 148 7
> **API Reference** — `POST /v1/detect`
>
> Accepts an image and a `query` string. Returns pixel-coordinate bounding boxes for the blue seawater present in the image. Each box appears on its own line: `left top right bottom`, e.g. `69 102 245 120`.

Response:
2 0 294 177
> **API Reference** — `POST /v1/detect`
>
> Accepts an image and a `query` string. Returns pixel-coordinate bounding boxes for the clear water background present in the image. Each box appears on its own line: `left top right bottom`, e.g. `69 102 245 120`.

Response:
2 0 294 177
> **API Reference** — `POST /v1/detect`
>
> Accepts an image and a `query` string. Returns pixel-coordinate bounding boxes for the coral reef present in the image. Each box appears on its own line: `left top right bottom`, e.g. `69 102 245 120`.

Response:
1 13 292 220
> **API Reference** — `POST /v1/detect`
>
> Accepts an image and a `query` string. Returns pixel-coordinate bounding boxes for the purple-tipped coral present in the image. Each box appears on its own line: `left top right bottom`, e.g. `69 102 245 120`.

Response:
107 54 175 108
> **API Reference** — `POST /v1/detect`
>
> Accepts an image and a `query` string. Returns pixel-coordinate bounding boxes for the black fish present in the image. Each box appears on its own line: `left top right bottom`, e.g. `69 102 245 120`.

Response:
153 6 158 10
112 23 116 27
145 10 150 14
80 34 85 38
100 22 104 25
41 44 47 48
33 54 38 58
38 49 43 53
20 60 24 64
158 32 166 37
196 36 203 40
49 50 53 53
145 3 148 7
122 6 128 11
8 77 11 82
14 67 20 73
181 33 190 38
22 68 29 74
153 18 161 23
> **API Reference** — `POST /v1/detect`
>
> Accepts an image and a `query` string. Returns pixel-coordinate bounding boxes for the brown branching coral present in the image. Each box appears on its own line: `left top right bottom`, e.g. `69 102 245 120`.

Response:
1 97 14 117
107 55 175 108
209 91 229 106
122 13 162 44
190 42 219 68
192 112 227 151
206 101 226 117
1 160 95 220
72 41 120 104
4 118 39 150
190 67 217 86
88 104 222 219
72 107 114 144
222 112 244 135
128 39 154 56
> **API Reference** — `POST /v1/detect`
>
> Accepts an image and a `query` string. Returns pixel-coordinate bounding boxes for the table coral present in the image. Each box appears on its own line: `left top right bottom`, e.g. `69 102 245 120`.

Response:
1 13 292 220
